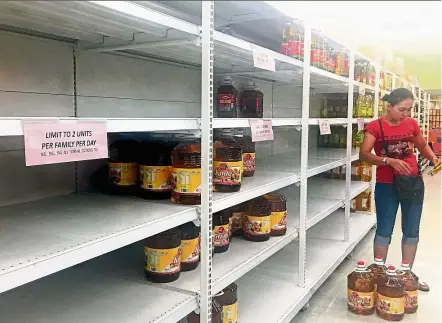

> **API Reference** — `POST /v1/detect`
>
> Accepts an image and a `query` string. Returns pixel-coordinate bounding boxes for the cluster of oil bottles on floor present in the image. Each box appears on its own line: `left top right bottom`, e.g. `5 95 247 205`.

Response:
348 257 419 321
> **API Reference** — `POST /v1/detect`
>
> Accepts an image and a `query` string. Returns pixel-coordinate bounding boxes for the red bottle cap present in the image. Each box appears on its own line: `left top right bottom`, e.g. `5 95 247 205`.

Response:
387 265 395 270
402 260 409 265
357 260 365 266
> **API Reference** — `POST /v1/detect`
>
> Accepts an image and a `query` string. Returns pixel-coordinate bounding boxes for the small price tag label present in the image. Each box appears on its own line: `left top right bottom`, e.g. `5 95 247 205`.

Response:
249 119 274 142
358 83 366 95
318 119 331 135
252 45 276 72
23 121 108 166
357 118 365 131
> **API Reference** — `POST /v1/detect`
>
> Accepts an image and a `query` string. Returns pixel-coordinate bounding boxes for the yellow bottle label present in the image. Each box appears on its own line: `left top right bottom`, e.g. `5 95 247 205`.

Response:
144 247 181 274
242 153 256 172
404 290 418 309
213 161 242 185
244 215 271 236
109 162 138 186
348 289 374 310
222 302 238 323
213 224 230 247
170 168 201 194
271 211 287 231
377 293 404 315
140 165 171 191
181 237 200 264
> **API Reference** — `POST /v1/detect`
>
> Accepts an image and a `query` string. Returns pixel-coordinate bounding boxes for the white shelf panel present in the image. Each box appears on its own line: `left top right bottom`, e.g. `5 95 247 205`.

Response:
0 117 201 136
213 170 299 213
353 81 376 92
309 118 348 125
310 66 349 84
351 118 374 124
0 255 197 323
158 227 299 296
0 194 197 294
307 148 347 177
214 31 303 69
308 178 370 200
0 1 199 45
351 148 360 161
236 212 376 323
213 118 301 129
350 181 371 198
257 149 348 177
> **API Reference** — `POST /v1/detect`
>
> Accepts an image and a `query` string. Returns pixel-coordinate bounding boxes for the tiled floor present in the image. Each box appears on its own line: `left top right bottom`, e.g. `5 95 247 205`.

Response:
292 174 442 322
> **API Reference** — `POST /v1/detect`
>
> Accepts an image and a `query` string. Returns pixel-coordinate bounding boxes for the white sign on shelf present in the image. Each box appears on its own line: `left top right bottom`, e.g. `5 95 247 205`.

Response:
249 119 274 142
23 121 108 166
252 45 276 72
357 118 365 131
318 119 331 135
358 83 366 95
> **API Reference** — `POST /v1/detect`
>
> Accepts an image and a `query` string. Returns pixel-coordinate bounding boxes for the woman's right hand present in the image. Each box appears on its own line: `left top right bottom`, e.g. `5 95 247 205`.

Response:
386 158 412 175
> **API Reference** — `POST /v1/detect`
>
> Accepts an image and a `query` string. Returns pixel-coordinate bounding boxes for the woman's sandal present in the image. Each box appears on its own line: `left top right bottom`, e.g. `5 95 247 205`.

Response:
411 271 430 292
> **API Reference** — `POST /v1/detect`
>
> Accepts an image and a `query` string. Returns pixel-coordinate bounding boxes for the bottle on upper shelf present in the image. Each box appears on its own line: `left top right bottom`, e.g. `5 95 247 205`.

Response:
216 76 239 118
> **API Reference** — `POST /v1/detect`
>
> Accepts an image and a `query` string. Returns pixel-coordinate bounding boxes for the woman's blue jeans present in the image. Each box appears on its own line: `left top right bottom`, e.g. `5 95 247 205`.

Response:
374 183 424 246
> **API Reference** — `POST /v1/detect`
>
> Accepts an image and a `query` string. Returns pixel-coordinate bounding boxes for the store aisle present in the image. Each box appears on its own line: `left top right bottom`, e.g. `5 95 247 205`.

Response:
292 174 441 323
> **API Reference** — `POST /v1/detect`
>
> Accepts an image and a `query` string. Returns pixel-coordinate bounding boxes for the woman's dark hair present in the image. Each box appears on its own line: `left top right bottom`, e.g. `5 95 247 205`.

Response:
382 88 414 106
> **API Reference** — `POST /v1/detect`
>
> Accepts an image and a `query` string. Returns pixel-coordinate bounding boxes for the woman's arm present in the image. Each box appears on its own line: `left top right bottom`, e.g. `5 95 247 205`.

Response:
359 132 386 165
413 133 438 163
359 132 412 174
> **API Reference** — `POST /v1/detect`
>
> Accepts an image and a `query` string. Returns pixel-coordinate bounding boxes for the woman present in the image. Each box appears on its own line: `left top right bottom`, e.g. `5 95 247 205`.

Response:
359 88 439 291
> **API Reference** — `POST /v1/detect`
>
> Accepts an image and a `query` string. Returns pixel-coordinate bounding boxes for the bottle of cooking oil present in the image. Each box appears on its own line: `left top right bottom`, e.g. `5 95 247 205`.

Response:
347 260 375 316
376 266 405 321
213 129 243 193
368 255 386 302
171 136 201 205
397 261 418 314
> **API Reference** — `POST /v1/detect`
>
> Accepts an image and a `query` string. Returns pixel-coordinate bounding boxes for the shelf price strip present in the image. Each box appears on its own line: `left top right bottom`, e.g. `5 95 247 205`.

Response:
23 121 108 166
249 119 274 142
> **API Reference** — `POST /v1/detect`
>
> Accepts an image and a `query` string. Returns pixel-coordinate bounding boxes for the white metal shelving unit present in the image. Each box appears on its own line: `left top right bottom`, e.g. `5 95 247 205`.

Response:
0 1 378 323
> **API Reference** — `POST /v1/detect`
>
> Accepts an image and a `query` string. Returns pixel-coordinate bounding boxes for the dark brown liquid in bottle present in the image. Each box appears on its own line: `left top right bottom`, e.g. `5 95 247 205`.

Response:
244 196 271 242
265 193 287 236
214 283 238 323
235 135 255 177
171 139 201 205
213 131 242 193
180 222 200 272
108 139 139 195
213 210 230 253
347 261 375 316
138 141 172 200
368 257 386 303
240 82 263 118
376 266 405 321
216 76 238 118
397 263 418 314
144 229 181 283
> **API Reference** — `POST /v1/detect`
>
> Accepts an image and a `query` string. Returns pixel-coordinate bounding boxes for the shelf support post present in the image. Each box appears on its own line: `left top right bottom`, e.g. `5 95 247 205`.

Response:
200 2 215 322
298 21 312 288
371 61 380 218
345 50 355 242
